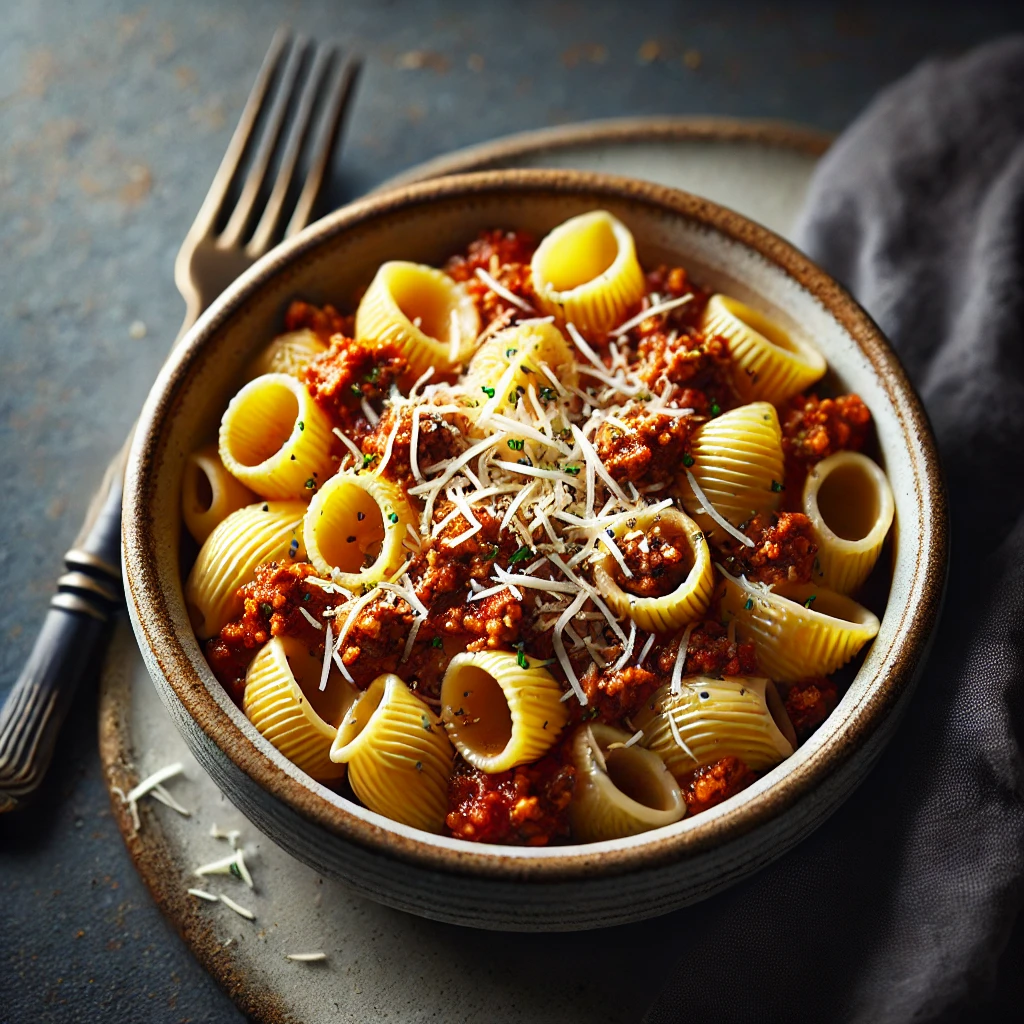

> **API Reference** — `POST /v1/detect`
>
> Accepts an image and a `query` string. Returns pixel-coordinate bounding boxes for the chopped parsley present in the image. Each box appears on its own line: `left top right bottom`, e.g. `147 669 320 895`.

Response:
481 386 495 398
804 595 817 608
431 636 443 649
564 464 581 476
297 420 305 431
710 402 721 416
507 438 525 451
682 453 694 467
388 511 399 524
744 598 754 611
771 479 784 493
517 649 529 669
509 546 532 563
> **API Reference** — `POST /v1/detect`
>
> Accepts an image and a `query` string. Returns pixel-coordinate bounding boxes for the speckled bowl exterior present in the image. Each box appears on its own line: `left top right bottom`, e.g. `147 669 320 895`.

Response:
122 170 947 931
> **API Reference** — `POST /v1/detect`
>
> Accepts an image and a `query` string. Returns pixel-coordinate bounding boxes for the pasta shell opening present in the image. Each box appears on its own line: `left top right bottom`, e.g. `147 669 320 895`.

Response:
569 724 686 842
181 444 256 545
604 745 680 813
303 473 413 587
219 373 335 500
702 295 826 403
332 673 388 758
594 507 714 633
530 211 646 334
816 459 880 540
224 378 299 467
355 261 479 377
538 214 621 292
309 482 384 573
440 651 568 773
280 636 357 729
803 451 895 594
444 664 514 758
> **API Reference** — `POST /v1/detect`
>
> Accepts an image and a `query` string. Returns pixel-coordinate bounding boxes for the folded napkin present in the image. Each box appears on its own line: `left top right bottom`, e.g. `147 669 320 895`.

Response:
645 36 1024 1023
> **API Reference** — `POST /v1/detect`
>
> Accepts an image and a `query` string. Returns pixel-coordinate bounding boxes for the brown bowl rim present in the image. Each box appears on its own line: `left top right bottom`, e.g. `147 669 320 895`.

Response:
123 168 948 882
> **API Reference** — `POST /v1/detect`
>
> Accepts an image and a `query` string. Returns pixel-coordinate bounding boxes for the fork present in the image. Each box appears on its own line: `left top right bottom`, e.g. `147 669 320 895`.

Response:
0 28 361 813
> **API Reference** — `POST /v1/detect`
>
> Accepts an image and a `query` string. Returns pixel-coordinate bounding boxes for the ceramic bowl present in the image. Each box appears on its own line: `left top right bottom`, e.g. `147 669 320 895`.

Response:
122 170 946 931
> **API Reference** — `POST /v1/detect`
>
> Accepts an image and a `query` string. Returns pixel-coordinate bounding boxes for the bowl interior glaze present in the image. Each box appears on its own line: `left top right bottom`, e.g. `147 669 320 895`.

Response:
123 170 945 884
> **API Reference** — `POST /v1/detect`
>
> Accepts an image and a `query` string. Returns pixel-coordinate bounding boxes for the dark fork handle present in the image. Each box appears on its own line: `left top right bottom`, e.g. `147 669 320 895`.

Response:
0 448 125 812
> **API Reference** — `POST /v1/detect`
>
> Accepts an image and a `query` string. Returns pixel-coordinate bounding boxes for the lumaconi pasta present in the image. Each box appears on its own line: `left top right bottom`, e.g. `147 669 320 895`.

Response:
244 328 328 382
243 636 356 782
634 677 796 779
186 212 894 846
219 372 335 500
466 321 579 412
181 443 256 545
803 451 895 594
331 673 454 833
530 210 646 334
569 724 686 842
355 261 479 379
681 401 784 541
701 294 826 404
440 651 569 773
593 507 714 633
303 471 416 589
185 501 305 638
719 574 880 682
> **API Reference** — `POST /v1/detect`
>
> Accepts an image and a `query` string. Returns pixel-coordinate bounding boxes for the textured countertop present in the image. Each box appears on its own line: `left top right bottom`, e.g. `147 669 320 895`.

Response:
2 2 1023 1021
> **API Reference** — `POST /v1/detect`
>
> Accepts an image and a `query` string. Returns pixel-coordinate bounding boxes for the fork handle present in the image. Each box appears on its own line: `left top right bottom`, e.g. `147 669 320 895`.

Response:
0 449 126 812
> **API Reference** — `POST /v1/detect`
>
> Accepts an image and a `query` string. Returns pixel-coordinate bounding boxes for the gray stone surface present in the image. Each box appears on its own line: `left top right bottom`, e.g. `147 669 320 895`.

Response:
2 2 1023 1021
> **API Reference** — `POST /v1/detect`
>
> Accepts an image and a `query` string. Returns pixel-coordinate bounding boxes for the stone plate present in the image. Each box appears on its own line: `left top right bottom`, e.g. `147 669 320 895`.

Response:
99 117 828 1024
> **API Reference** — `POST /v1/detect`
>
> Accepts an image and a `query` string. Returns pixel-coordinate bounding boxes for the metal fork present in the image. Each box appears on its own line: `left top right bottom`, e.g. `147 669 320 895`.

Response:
0 28 361 813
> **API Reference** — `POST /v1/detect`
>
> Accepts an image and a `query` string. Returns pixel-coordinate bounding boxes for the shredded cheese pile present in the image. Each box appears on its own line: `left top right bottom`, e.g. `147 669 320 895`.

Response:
313 288 722 707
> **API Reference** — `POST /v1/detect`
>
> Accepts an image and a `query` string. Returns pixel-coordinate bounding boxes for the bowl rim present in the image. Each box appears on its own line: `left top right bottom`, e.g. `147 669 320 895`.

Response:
123 168 948 881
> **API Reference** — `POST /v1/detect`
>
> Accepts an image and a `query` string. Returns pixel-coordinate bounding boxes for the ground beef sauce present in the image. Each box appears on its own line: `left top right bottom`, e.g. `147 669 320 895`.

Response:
718 511 818 586
202 235 882 845
205 561 335 701
446 748 575 846
444 229 538 330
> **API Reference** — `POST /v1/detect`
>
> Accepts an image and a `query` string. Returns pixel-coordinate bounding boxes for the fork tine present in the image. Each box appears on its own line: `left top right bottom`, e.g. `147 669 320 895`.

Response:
186 27 292 241
284 52 362 238
246 43 336 256
219 35 309 250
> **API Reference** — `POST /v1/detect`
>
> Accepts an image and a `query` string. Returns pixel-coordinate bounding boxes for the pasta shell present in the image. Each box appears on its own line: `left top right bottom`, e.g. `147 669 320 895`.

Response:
440 651 569 773
303 471 417 590
569 724 686 842
219 373 335 500
701 294 826 404
244 329 327 382
181 443 256 545
681 401 784 541
331 673 454 833
633 677 796 780
803 451 895 595
531 210 646 335
466 321 579 416
185 501 306 638
719 574 880 682
243 636 358 783
355 261 479 379
593 507 714 633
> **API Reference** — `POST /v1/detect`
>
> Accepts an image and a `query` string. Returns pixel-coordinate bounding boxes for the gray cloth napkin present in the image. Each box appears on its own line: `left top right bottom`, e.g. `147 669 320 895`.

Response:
645 36 1024 1024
